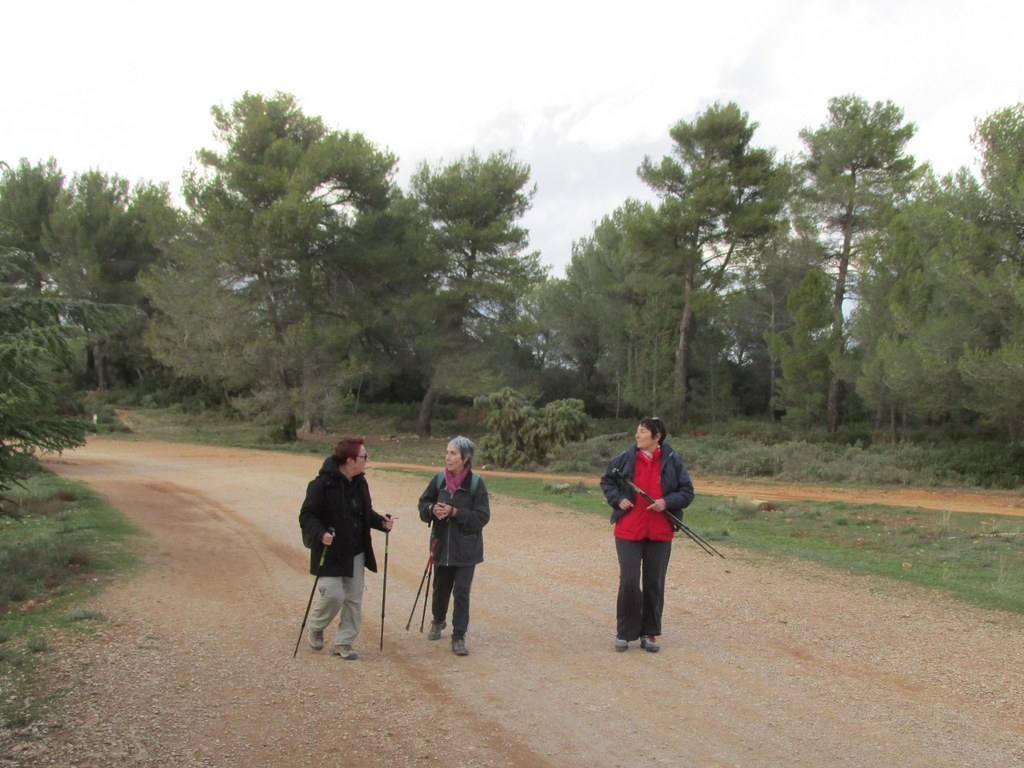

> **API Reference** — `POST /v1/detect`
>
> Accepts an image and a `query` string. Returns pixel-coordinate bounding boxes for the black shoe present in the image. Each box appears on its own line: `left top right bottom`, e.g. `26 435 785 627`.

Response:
640 635 660 653
451 636 469 656
427 620 446 641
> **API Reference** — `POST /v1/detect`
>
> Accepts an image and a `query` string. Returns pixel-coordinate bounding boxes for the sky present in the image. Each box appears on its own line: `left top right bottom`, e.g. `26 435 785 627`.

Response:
4 0 1022 277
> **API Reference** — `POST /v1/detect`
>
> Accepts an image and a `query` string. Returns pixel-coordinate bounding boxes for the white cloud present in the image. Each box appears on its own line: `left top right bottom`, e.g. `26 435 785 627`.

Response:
3 0 1023 277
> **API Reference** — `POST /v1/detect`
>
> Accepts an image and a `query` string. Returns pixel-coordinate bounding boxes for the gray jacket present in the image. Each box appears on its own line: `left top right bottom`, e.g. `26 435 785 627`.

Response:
417 471 490 566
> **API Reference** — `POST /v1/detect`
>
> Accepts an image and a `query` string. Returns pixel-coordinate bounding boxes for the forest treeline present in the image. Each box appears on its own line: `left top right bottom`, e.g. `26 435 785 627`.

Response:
3 91 1023 462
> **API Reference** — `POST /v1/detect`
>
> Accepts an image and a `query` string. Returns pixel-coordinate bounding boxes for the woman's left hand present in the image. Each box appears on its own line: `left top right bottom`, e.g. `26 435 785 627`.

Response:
647 498 667 512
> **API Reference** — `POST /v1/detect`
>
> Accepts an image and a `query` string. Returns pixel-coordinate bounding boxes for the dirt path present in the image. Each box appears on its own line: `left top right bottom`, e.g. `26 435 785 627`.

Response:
9 438 1024 767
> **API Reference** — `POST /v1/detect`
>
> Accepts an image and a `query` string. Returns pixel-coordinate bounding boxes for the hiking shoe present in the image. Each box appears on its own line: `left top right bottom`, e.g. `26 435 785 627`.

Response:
307 626 324 651
614 637 629 652
427 620 446 641
451 637 469 656
331 644 359 660
640 635 660 653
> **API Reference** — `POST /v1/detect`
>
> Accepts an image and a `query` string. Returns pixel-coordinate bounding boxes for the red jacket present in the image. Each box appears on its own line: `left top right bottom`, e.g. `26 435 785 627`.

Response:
614 448 674 541
599 442 695 542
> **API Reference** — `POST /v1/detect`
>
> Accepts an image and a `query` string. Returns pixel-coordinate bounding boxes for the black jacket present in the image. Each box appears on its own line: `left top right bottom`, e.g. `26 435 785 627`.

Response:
298 457 388 577
417 471 490 566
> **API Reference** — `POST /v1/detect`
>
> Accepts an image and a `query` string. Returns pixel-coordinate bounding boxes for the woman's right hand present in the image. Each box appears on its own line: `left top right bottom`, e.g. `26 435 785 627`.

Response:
433 502 453 519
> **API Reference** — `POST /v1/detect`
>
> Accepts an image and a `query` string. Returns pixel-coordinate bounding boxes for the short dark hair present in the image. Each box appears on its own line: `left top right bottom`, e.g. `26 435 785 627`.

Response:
639 416 666 444
334 436 366 464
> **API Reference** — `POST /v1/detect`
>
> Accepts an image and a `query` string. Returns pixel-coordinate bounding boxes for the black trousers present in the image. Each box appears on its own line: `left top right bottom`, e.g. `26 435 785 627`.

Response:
431 564 476 639
615 538 672 640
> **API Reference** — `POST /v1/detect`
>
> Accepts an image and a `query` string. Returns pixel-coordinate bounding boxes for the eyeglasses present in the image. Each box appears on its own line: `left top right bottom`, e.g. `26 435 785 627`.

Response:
358 452 369 460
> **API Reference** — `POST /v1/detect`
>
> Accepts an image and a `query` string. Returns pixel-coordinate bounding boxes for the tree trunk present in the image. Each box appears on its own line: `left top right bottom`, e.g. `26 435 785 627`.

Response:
828 202 855 433
418 382 439 437
303 414 326 434
280 411 298 442
673 271 695 426
96 340 109 392
275 364 298 442
768 295 778 421
86 344 96 388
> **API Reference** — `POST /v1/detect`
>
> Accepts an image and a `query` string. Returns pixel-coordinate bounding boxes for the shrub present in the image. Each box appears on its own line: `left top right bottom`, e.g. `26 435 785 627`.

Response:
475 388 589 469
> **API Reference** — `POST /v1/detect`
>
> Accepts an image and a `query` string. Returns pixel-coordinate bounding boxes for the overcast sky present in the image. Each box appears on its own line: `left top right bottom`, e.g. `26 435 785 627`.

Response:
4 0 1022 276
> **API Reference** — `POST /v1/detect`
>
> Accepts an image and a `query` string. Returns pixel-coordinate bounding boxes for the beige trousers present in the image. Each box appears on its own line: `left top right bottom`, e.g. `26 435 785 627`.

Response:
309 553 365 646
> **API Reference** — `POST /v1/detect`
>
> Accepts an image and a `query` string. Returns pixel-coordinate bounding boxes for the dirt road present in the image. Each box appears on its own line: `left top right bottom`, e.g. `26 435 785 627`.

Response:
11 438 1024 767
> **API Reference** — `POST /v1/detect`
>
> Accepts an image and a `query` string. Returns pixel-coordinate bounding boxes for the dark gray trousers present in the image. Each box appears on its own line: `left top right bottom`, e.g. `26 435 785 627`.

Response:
431 564 476 639
614 538 672 640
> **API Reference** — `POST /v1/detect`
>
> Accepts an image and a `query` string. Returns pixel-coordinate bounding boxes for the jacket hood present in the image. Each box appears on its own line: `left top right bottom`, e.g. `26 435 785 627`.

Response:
318 456 364 482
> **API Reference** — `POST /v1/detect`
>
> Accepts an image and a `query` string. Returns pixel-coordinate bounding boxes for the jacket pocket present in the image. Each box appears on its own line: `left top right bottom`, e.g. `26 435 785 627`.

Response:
450 531 480 563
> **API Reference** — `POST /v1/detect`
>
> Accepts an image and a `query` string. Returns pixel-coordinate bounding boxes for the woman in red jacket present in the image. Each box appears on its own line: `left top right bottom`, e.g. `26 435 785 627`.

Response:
599 417 695 653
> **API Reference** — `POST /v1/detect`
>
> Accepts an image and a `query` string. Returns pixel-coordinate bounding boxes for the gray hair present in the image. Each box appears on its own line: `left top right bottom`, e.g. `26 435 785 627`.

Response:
447 435 475 467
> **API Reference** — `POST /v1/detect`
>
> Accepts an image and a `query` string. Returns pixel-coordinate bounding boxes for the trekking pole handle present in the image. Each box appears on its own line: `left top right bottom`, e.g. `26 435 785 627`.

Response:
318 526 336 565
611 467 656 505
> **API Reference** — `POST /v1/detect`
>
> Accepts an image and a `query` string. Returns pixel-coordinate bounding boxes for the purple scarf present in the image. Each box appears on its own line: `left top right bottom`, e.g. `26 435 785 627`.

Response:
445 467 469 494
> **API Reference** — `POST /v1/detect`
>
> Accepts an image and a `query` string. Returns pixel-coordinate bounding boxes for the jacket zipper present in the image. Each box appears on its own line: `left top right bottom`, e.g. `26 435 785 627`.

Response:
443 489 453 566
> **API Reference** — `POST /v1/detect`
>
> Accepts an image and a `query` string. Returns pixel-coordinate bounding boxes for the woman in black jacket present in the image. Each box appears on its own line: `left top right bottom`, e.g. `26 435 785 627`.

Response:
299 436 393 659
417 436 490 656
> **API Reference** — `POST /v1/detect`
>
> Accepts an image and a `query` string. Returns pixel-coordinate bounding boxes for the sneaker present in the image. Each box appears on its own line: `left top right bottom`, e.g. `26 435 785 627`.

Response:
451 637 469 656
427 620 446 641
307 625 324 651
613 637 629 652
640 635 660 653
331 644 359 660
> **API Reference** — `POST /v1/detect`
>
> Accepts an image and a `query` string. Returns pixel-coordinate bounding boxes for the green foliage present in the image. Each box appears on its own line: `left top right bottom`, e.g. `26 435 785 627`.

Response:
798 94 922 431
9 93 1024 449
0 475 137 728
455 472 1024 614
0 158 64 290
0 285 135 491
637 101 788 423
474 388 588 468
773 267 832 423
704 496 1024 614
410 149 545 436
148 91 401 441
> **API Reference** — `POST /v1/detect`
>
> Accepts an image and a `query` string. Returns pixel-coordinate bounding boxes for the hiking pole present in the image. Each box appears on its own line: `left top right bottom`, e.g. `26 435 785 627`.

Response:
611 468 725 558
293 526 335 658
419 553 433 632
379 517 391 652
406 525 437 631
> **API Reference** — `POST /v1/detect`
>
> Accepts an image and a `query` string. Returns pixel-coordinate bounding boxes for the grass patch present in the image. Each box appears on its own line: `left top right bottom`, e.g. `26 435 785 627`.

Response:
0 475 138 729
689 496 1024 613
95 408 1024 615
391 469 1024 614
109 406 456 465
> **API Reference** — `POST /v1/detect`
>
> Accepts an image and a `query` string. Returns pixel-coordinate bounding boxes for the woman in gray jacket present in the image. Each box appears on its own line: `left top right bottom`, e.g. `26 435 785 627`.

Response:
417 435 490 656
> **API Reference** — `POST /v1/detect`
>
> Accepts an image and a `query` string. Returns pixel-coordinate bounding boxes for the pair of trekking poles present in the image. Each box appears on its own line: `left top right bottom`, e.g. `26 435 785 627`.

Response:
291 522 393 658
292 517 440 658
611 468 725 558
